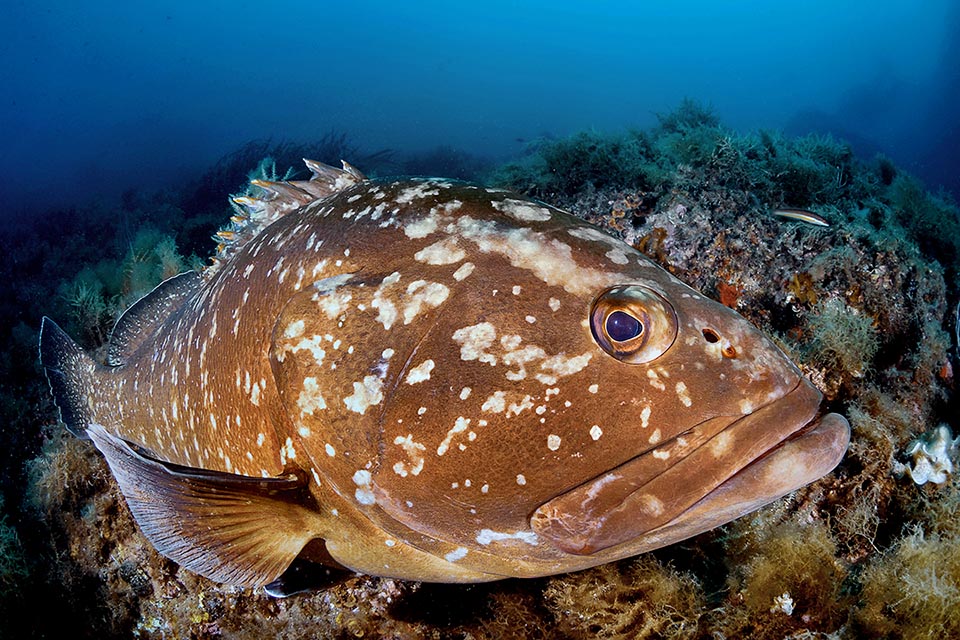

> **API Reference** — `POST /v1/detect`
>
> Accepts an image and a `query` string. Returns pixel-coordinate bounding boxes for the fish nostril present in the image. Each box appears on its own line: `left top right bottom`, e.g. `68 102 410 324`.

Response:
702 328 736 358
702 328 721 343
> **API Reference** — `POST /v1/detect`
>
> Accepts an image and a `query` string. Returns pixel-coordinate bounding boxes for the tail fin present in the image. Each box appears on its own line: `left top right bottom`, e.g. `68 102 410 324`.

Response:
39 317 98 438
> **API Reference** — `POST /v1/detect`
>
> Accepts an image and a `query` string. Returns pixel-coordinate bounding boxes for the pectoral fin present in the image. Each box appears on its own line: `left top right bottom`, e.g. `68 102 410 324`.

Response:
87 424 326 587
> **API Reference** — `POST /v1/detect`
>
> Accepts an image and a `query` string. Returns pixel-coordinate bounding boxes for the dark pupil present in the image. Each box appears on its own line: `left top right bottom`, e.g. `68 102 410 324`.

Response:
606 311 642 342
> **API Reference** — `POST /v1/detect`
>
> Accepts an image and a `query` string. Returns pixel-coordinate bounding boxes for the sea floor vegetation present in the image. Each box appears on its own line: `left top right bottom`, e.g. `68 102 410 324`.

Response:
1 104 958 638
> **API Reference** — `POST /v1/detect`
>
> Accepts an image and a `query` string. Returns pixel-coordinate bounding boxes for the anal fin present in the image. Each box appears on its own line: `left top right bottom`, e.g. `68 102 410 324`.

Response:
87 424 326 587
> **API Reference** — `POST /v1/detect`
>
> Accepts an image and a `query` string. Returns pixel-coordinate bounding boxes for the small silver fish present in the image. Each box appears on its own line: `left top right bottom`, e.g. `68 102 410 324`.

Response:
773 208 831 227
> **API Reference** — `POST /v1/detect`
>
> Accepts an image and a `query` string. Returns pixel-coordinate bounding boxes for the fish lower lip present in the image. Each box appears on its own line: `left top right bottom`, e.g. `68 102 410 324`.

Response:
647 409 850 543
531 378 850 555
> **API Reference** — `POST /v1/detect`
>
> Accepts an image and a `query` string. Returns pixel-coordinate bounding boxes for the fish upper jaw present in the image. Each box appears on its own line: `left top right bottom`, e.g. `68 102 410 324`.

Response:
529 375 848 556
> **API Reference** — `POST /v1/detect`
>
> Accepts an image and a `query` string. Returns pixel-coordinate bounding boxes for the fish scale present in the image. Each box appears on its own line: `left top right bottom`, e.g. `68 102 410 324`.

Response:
40 159 850 588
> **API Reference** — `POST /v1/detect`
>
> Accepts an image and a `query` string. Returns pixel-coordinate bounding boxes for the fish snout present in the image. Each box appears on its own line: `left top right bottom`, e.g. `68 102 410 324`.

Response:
683 300 805 418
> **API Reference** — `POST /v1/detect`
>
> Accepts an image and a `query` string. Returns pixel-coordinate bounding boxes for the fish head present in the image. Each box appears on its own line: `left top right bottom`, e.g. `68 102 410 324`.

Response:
523 263 847 557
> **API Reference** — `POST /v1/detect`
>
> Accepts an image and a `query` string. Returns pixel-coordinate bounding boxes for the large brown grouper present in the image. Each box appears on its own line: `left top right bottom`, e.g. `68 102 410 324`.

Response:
40 160 849 588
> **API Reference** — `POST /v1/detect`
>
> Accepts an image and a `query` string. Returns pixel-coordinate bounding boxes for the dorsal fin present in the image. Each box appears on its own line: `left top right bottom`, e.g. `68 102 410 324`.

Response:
207 159 367 275
86 424 328 587
106 271 202 366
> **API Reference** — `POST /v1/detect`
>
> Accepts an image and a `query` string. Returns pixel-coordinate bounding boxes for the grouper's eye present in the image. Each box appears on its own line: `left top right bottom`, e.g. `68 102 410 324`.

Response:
606 310 642 341
590 285 678 363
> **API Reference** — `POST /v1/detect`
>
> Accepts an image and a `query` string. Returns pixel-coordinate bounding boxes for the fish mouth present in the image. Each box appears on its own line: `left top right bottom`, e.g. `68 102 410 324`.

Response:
530 378 851 556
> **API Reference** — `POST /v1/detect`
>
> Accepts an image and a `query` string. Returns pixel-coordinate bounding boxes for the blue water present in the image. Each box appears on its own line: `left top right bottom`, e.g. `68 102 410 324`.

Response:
2 0 958 214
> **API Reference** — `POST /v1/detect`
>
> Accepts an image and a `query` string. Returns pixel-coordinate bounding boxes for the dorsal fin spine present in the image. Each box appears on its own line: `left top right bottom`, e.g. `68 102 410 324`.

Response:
207 159 367 275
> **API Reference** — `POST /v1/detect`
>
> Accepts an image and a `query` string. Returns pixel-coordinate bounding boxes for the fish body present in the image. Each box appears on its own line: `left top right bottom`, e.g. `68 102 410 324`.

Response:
40 161 849 586
772 207 831 227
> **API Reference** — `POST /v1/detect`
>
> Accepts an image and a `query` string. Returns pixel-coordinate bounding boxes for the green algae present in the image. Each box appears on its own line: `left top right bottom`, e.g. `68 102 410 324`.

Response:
58 229 197 347
544 556 704 639
0 496 28 607
856 525 960 638
806 297 880 390
722 518 849 636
